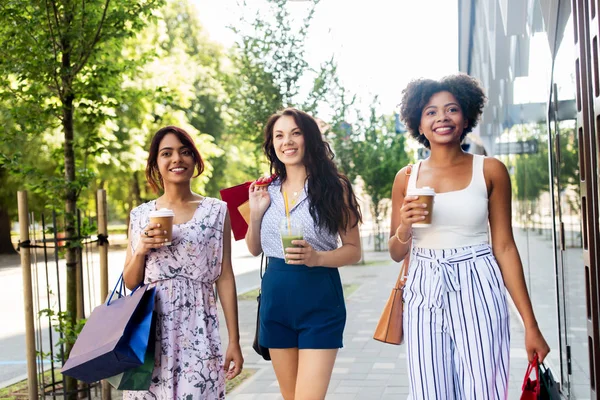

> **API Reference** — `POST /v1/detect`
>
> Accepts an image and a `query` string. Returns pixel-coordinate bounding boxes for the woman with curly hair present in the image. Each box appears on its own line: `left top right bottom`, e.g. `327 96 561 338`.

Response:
389 74 549 399
245 108 362 400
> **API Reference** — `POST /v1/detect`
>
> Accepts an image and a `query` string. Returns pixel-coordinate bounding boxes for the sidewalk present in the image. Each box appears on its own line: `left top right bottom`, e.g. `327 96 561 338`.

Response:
221 249 530 400
1 244 537 398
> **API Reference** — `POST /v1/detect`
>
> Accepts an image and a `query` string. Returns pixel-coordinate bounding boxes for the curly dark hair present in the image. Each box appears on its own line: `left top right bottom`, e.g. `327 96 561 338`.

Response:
263 108 362 234
399 73 487 149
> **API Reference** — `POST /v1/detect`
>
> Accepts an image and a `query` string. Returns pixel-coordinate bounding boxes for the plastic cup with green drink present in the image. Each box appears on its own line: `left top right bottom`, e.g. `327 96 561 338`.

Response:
279 217 304 263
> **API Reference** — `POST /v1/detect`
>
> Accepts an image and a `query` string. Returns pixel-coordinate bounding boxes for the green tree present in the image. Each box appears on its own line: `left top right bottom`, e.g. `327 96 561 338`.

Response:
556 124 580 213
227 0 341 180
329 100 412 251
89 0 226 224
510 125 550 202
0 1 162 394
499 124 550 227
0 92 57 253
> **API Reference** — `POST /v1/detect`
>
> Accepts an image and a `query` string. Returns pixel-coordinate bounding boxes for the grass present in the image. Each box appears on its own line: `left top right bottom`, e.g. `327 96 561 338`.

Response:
225 368 257 393
342 283 360 298
0 380 27 399
238 284 360 301
0 369 63 399
238 288 261 301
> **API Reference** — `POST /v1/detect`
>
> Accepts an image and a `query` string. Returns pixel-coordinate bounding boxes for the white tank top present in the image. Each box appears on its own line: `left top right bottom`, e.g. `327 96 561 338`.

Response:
409 155 489 249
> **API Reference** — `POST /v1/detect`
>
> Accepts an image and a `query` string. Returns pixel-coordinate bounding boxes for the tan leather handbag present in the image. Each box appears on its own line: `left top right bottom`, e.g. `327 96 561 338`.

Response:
373 254 409 344
373 165 412 345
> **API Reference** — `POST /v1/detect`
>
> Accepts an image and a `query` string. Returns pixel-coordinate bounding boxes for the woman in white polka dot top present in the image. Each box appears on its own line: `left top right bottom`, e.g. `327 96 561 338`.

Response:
245 108 363 400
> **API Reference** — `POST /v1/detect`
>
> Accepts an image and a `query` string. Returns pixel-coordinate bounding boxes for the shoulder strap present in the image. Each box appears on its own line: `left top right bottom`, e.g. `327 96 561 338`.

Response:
397 256 410 288
406 161 421 192
395 164 413 289
260 252 266 279
403 164 413 196
474 155 487 192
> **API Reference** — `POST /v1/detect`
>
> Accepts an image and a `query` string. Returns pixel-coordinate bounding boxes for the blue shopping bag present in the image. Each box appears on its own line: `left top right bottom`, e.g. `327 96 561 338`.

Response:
61 275 156 383
106 312 156 390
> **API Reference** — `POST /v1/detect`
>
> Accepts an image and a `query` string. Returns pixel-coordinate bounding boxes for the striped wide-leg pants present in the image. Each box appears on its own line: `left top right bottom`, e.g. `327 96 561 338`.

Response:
403 244 510 400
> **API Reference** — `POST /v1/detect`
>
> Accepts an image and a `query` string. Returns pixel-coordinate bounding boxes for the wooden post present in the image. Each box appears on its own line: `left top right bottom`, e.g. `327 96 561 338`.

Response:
18 191 38 400
97 189 109 305
97 189 111 399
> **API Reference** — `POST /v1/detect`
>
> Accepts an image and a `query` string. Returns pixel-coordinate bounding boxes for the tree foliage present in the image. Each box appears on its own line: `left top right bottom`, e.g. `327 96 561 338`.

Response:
555 124 580 212
227 0 337 175
0 1 163 394
503 124 550 202
91 0 226 218
328 99 412 250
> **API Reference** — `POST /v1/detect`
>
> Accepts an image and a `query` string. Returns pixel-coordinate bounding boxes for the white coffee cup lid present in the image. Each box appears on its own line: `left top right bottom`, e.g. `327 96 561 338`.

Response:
407 186 436 196
149 208 175 217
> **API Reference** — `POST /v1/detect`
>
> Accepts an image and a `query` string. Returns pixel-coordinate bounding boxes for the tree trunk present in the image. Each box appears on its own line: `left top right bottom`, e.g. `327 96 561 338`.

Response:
62 25 79 398
370 201 381 252
0 206 16 254
0 168 16 254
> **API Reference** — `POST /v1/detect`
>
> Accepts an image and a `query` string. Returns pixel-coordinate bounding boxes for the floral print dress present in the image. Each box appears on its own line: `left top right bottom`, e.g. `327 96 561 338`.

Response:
124 197 227 400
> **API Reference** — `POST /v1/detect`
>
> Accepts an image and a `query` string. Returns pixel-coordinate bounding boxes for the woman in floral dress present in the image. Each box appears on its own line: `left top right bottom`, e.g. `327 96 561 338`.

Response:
123 126 243 399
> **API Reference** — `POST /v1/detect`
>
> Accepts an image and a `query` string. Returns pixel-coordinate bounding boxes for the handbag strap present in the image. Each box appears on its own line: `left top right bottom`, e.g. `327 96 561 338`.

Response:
539 361 555 385
107 274 126 306
521 355 540 393
107 274 146 305
394 164 413 290
395 256 410 289
259 252 266 279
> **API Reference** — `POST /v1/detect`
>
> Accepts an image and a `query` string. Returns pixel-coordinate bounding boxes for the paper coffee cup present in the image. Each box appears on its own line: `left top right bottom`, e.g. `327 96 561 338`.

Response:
406 187 435 227
149 208 175 245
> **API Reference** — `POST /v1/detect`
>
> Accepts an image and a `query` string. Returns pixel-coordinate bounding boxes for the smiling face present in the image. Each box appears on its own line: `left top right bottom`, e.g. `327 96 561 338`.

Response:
419 91 469 147
156 133 196 185
272 115 306 167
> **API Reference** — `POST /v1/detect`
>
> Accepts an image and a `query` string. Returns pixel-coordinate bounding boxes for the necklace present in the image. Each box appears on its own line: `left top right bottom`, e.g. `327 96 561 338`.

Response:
290 190 301 206
283 180 305 206
284 188 302 206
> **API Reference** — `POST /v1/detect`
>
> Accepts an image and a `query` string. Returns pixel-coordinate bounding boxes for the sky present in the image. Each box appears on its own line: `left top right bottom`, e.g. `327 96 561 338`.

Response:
192 0 460 116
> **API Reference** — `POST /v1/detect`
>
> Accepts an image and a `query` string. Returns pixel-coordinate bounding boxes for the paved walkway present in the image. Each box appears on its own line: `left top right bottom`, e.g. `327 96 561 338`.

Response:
221 250 531 400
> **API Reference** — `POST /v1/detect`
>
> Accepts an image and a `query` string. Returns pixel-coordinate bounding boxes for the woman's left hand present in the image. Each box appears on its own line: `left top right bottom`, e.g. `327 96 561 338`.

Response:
525 325 550 363
285 240 321 267
224 342 244 380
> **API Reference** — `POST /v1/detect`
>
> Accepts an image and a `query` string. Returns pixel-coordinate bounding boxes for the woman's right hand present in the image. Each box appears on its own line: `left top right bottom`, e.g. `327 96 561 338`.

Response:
398 196 429 231
134 222 169 256
248 181 271 219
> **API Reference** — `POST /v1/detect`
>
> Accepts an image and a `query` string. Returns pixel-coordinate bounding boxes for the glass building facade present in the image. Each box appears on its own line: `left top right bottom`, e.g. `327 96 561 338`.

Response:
458 0 596 398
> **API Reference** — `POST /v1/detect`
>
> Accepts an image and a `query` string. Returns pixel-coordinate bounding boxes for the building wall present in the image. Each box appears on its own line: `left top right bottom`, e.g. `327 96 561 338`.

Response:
459 0 589 398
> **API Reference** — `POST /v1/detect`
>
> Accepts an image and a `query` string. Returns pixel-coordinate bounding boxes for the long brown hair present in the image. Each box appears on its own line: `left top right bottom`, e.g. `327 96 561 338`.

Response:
145 126 204 193
263 108 362 234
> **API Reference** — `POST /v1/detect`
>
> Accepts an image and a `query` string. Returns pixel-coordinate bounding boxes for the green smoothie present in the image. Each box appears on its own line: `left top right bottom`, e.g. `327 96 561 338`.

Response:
281 235 303 251
281 235 303 262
